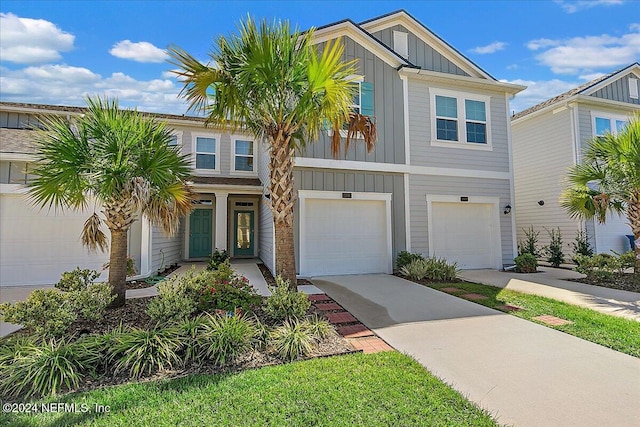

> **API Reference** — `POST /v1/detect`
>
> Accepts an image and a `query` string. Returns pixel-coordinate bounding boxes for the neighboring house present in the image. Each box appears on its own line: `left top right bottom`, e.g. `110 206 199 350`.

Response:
512 63 640 256
0 10 525 287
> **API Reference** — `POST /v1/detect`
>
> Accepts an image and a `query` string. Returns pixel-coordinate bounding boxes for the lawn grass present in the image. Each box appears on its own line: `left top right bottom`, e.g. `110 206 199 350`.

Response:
427 281 640 358
1 352 497 427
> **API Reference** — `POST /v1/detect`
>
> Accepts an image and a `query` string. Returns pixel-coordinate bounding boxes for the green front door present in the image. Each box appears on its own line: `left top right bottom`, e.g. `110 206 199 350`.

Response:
189 209 212 258
234 211 254 257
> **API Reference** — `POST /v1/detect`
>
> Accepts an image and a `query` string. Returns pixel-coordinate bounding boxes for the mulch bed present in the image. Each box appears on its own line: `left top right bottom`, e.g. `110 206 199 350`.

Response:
125 263 181 290
567 274 640 293
256 262 314 287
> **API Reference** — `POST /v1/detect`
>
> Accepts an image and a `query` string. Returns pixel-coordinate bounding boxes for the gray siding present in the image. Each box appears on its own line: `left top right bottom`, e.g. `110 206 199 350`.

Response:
590 73 640 105
178 128 246 178
512 108 580 253
302 36 405 164
257 141 274 273
408 79 510 172
0 112 42 129
151 220 183 273
292 168 406 271
409 175 514 264
371 24 469 76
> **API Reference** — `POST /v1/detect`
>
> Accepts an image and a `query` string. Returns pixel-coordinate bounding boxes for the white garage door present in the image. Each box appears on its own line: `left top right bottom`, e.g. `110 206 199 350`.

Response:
0 195 110 286
301 197 391 276
430 202 498 269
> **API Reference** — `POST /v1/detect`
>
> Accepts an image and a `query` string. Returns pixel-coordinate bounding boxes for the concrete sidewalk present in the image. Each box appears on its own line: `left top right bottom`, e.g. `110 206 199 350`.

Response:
461 267 640 321
312 274 640 427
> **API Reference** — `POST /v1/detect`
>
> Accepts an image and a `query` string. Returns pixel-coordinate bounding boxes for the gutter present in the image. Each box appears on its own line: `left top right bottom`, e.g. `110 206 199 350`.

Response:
398 67 526 94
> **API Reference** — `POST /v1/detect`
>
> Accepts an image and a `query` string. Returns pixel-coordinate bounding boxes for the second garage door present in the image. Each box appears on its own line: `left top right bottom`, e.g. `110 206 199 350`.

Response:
300 195 391 277
430 201 500 269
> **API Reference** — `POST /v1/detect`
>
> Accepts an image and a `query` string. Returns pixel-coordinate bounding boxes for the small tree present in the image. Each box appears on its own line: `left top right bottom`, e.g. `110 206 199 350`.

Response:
562 112 640 285
571 229 593 261
543 227 564 268
518 226 540 257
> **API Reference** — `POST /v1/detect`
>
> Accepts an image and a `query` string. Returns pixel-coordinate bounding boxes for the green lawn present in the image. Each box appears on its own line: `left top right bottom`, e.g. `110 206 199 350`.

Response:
427 281 640 358
1 352 497 427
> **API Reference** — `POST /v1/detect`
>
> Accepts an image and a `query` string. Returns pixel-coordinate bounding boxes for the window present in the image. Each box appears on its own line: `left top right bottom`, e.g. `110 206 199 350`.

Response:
393 31 409 59
325 78 374 136
350 81 362 114
593 113 628 137
629 77 638 99
431 90 490 147
233 140 254 172
195 136 217 170
168 135 179 147
0 161 33 185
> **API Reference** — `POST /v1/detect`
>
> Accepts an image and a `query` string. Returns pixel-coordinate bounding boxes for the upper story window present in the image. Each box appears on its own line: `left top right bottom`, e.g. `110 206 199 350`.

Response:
233 139 255 173
324 77 374 136
593 113 628 137
393 31 409 59
194 135 218 171
0 161 34 185
431 89 491 149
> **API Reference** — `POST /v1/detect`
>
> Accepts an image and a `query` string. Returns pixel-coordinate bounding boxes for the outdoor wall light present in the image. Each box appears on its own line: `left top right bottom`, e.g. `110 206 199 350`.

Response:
503 204 511 215
538 200 545 206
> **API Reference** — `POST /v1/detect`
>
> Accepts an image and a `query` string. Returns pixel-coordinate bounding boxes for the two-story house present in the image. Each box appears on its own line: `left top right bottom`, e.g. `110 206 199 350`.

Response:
512 63 640 255
0 10 525 287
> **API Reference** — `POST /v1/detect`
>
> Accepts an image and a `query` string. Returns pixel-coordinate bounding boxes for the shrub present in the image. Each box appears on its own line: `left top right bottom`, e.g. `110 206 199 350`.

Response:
102 256 136 277
0 289 76 338
572 230 594 260
270 318 316 361
574 253 632 281
514 253 538 273
209 259 235 282
177 315 208 364
263 276 311 321
207 249 230 271
396 251 424 270
304 315 334 341
55 267 101 292
0 338 101 398
199 274 261 313
518 226 540 257
108 327 182 378
543 227 565 268
0 336 39 369
613 250 635 274
69 283 115 322
147 279 199 324
197 314 257 366
399 257 459 281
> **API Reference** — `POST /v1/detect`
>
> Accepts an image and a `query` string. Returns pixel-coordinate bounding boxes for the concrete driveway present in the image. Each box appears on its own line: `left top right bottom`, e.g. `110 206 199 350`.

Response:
312 274 640 427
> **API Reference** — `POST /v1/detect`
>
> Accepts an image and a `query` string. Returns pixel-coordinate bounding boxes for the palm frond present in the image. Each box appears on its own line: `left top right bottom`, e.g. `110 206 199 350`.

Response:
81 212 108 252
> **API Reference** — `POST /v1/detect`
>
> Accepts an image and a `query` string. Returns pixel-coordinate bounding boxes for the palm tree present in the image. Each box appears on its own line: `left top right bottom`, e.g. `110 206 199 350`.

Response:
168 17 376 286
561 112 640 283
28 96 194 307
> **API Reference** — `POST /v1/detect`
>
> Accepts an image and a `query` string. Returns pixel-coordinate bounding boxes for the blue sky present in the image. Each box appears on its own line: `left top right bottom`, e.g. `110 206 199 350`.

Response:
1 0 638 114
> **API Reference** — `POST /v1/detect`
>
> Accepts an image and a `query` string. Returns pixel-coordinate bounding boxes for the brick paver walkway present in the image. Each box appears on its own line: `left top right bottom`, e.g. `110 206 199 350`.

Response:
308 293 393 354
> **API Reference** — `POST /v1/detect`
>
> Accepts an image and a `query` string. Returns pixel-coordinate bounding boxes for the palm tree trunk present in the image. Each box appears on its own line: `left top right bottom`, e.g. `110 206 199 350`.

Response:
108 229 128 307
628 193 640 286
268 130 297 289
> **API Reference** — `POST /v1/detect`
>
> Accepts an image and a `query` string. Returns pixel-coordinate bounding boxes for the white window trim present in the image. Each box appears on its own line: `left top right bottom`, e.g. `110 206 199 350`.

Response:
297 190 393 276
590 111 629 137
429 87 492 151
168 130 184 155
425 194 502 270
192 132 221 174
231 138 258 176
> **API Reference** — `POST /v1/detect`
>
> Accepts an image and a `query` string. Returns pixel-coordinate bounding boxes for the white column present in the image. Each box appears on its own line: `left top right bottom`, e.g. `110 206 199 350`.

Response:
215 192 229 251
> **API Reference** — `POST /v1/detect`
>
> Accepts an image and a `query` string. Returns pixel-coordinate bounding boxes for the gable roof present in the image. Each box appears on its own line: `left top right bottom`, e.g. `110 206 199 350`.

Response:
513 62 640 121
311 18 413 69
359 10 495 80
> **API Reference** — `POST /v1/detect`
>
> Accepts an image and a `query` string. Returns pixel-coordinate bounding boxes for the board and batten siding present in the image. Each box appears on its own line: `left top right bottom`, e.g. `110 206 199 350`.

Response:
292 168 406 272
512 108 580 253
0 112 42 129
257 141 274 273
370 24 469 76
589 73 640 105
407 79 510 172
409 175 514 265
151 220 183 273
301 37 405 165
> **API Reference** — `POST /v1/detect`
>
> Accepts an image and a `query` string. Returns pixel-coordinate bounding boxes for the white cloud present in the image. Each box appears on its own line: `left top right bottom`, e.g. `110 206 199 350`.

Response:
555 0 624 14
0 13 74 64
470 41 507 55
527 24 640 74
0 64 189 114
109 40 168 63
506 64 519 70
578 72 606 81
502 78 580 114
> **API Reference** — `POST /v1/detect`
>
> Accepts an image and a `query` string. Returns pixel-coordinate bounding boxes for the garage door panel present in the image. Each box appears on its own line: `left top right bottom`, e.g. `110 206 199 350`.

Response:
431 202 496 269
302 197 390 276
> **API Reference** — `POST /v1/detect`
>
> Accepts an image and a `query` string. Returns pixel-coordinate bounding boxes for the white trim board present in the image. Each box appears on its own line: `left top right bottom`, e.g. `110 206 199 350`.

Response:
294 157 511 180
297 190 393 276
